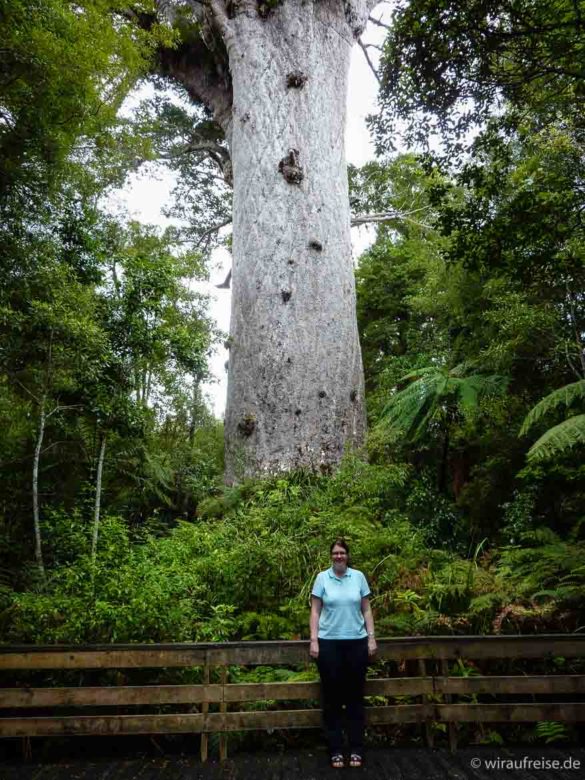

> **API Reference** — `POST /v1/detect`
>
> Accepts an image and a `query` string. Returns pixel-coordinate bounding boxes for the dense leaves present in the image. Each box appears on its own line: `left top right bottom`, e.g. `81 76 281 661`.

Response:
374 0 585 151
5 463 585 645
0 3 218 581
0 0 159 206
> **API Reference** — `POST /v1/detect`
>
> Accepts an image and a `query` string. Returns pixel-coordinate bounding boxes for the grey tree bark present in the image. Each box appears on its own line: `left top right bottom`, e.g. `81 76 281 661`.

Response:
156 0 377 481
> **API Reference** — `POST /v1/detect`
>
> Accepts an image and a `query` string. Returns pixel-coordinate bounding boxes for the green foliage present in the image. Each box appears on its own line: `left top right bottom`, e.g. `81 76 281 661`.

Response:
132 92 231 252
2 451 583 667
356 129 584 531
374 0 585 152
526 415 585 462
521 381 585 434
380 364 507 441
521 381 585 462
0 209 217 576
0 0 221 580
534 721 570 745
0 0 154 204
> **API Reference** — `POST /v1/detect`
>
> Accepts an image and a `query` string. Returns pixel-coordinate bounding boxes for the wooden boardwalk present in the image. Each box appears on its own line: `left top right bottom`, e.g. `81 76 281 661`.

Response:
1 747 584 780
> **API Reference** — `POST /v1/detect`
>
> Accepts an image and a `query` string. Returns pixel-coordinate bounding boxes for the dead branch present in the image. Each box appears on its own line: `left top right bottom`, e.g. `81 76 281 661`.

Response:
358 38 381 84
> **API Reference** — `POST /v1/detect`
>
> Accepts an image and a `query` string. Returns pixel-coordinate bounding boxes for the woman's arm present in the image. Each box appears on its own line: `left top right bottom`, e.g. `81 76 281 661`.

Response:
309 596 322 659
361 597 377 656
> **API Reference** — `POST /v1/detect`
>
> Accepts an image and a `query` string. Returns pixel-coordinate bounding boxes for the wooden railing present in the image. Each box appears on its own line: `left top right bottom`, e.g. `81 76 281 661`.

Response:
1 635 584 760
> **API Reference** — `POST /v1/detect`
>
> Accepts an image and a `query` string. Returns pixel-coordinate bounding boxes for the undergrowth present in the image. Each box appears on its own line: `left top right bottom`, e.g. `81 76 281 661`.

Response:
3 456 584 644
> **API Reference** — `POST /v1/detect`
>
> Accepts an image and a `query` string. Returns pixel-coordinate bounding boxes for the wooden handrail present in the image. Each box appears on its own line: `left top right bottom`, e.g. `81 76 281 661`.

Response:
1 635 584 759
1 634 584 667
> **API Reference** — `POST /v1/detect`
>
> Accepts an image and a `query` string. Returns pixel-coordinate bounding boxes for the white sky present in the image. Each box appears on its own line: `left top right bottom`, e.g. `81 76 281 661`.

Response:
111 6 390 417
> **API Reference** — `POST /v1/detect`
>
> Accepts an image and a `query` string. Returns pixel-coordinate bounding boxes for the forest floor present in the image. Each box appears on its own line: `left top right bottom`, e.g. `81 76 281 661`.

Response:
1 745 584 780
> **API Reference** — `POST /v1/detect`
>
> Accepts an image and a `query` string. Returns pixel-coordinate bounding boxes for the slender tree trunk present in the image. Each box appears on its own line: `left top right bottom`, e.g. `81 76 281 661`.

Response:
145 367 153 403
134 367 142 404
566 286 585 377
438 426 450 495
224 0 368 482
189 380 202 448
91 432 107 567
32 395 47 580
451 452 468 499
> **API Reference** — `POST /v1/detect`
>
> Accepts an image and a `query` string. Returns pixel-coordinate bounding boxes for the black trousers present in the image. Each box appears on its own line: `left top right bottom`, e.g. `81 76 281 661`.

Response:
316 637 368 755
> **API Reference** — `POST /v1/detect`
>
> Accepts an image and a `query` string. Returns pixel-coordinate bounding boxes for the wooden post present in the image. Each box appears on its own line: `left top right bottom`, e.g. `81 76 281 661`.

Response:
440 658 457 752
418 658 433 748
219 666 228 762
22 736 32 761
200 661 210 763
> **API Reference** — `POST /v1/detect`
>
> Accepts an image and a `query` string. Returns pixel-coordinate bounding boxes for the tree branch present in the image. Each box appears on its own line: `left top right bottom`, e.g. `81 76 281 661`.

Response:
194 217 232 248
207 0 235 46
358 38 381 84
351 211 433 230
216 269 232 289
45 404 82 420
368 15 391 30
14 378 40 404
162 137 233 184
39 441 69 456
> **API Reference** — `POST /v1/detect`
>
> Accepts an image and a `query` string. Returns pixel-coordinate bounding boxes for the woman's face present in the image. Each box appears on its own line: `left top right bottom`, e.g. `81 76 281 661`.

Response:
331 544 348 572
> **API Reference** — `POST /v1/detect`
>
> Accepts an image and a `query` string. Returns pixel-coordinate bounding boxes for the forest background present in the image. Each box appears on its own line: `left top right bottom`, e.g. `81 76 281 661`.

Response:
1 1 584 743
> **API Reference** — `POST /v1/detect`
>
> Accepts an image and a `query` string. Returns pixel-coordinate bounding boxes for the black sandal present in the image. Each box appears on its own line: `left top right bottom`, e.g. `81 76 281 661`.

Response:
349 753 363 768
330 753 345 769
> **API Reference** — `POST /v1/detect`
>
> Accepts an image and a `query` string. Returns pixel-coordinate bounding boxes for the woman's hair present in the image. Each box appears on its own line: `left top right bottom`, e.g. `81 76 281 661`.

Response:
330 538 350 556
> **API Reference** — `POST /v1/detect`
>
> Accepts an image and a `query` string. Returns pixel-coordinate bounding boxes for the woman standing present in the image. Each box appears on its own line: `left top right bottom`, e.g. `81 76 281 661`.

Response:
309 538 377 769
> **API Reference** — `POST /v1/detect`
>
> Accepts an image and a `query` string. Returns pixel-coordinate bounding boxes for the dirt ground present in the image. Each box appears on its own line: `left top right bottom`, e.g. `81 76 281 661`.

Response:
1 746 584 780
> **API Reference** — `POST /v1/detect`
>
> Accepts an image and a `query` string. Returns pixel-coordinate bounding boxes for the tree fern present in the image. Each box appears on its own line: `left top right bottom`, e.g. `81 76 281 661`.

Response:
526 414 585 461
520 379 585 435
380 364 508 441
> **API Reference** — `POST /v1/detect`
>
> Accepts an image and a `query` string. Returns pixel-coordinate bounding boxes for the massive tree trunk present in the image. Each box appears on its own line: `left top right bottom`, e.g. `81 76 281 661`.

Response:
157 0 373 482
224 0 367 481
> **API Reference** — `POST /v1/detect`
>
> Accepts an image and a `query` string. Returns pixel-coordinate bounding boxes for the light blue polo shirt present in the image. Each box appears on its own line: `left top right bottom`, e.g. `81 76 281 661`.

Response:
311 567 371 639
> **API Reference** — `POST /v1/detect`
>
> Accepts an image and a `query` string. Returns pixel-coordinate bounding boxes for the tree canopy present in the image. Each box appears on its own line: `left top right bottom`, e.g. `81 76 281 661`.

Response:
374 0 585 151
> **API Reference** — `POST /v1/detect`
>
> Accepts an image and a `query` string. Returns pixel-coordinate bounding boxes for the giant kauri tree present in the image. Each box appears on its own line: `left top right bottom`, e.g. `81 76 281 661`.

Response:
149 0 380 481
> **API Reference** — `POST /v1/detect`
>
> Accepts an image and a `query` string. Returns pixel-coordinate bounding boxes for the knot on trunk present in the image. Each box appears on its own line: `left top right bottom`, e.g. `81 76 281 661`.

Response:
286 71 308 89
238 413 256 437
309 239 323 252
278 149 304 185
227 0 242 18
258 0 279 19
281 289 292 303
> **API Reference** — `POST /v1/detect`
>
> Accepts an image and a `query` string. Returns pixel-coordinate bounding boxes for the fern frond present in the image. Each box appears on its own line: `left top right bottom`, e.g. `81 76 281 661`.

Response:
458 379 479 412
399 366 444 382
381 377 439 437
381 365 508 442
520 380 585 435
527 414 585 461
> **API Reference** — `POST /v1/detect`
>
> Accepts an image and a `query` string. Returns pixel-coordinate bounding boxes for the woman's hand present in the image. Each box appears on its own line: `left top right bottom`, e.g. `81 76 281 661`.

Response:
367 636 377 657
309 639 319 659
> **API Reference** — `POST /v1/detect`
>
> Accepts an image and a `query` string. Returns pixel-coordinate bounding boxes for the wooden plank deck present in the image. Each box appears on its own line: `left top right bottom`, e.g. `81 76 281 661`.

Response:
1 747 584 780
